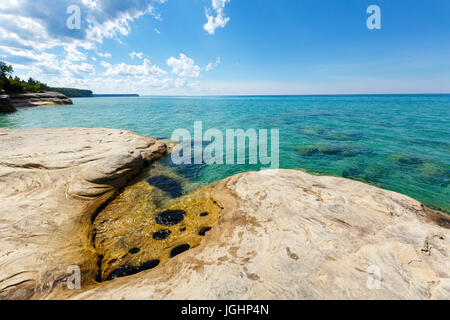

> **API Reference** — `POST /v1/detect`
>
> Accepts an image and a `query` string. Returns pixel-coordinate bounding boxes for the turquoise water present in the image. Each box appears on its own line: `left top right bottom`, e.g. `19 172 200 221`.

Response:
1 95 449 213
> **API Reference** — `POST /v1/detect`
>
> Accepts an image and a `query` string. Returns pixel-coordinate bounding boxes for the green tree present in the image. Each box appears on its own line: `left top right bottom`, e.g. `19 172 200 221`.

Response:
0 61 14 91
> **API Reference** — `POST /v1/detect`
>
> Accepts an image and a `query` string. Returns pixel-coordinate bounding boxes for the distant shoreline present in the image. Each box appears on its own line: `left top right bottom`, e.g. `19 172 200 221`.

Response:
92 94 140 97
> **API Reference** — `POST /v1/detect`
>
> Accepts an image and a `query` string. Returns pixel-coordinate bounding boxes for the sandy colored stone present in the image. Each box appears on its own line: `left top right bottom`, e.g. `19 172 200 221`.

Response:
50 169 449 300
0 128 166 299
7 91 73 108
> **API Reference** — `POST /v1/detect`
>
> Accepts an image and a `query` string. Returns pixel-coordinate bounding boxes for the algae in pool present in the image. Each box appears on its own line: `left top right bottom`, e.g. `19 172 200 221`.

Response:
93 163 222 281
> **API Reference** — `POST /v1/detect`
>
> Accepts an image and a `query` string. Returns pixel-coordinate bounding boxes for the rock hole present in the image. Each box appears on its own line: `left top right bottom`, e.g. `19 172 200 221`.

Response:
106 259 160 281
129 248 140 254
198 227 212 236
155 210 186 226
200 212 209 217
153 229 171 240
170 244 190 258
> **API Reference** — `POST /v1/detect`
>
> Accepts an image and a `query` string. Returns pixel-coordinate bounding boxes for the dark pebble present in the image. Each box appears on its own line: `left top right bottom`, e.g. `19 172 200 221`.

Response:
153 229 171 240
170 244 191 257
198 227 212 236
155 210 186 226
129 248 140 254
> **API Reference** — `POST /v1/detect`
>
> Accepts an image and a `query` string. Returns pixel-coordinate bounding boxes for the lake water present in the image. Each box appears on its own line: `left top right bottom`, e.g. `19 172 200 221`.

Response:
1 95 449 213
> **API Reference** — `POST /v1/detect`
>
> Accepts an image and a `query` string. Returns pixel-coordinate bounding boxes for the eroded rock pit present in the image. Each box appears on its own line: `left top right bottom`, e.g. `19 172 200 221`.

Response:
93 163 222 281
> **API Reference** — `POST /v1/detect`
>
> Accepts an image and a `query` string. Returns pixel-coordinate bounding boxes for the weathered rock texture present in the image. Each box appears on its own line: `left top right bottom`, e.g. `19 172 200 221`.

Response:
1 91 72 112
53 169 449 300
0 94 16 113
0 128 167 299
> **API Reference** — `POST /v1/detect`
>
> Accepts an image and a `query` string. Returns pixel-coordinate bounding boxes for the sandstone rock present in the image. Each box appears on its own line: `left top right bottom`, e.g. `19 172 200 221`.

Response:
53 169 449 300
7 91 73 108
0 128 167 299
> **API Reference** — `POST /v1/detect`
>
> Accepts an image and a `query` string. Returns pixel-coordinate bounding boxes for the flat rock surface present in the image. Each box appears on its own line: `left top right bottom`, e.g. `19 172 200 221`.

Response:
55 169 450 300
7 91 72 107
0 128 166 299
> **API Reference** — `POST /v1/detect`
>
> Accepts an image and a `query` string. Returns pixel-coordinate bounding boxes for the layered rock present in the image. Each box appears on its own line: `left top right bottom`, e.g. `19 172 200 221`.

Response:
0 128 449 300
0 92 73 113
0 128 167 299
0 94 16 113
51 169 450 300
7 91 73 108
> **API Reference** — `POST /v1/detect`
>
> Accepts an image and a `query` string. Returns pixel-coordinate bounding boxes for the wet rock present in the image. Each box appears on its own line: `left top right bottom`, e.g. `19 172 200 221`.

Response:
170 244 191 257
198 227 212 236
147 176 183 198
60 170 450 300
156 210 186 226
92 177 221 282
153 229 172 240
0 128 167 299
297 145 374 159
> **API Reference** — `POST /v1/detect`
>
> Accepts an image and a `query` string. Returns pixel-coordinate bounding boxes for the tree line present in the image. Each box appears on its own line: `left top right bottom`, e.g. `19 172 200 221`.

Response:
0 61 51 93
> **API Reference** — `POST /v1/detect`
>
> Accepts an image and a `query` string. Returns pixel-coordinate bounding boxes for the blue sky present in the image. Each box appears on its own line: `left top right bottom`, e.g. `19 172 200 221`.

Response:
0 0 449 95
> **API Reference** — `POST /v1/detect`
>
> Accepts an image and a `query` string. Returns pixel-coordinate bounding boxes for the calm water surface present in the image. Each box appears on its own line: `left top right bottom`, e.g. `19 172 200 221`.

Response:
1 95 449 213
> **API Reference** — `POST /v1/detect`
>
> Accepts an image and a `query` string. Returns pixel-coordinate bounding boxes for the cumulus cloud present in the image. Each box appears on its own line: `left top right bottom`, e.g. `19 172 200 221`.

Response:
206 56 220 71
167 53 201 78
0 1 221 93
203 0 230 34
101 58 166 77
0 0 167 83
130 51 144 59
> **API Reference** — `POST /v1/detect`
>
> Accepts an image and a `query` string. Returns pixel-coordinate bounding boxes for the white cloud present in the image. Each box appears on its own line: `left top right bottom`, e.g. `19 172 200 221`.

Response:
205 56 220 71
101 58 167 77
203 0 230 34
97 52 112 58
0 1 166 58
130 51 144 59
167 53 201 78
65 45 87 61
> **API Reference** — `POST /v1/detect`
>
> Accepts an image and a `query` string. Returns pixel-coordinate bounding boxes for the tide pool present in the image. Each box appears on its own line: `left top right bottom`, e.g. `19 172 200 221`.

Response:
1 94 449 213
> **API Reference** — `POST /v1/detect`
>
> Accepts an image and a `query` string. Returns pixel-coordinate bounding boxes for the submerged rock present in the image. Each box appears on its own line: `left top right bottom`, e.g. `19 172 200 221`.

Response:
92 165 222 282
0 128 167 299
297 144 374 159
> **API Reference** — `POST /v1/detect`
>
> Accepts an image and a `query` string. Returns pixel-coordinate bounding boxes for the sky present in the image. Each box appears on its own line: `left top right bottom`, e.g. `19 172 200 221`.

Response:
0 0 449 95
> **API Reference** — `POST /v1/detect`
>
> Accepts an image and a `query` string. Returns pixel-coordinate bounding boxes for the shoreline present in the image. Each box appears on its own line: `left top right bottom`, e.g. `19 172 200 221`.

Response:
0 91 72 113
0 127 448 300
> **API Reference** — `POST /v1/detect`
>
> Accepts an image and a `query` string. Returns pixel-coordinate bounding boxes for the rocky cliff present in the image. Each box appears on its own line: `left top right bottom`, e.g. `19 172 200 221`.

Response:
0 91 72 113
0 95 16 113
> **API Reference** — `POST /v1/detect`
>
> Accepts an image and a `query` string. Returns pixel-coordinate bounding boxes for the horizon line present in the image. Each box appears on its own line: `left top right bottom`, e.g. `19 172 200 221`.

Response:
86 92 450 97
